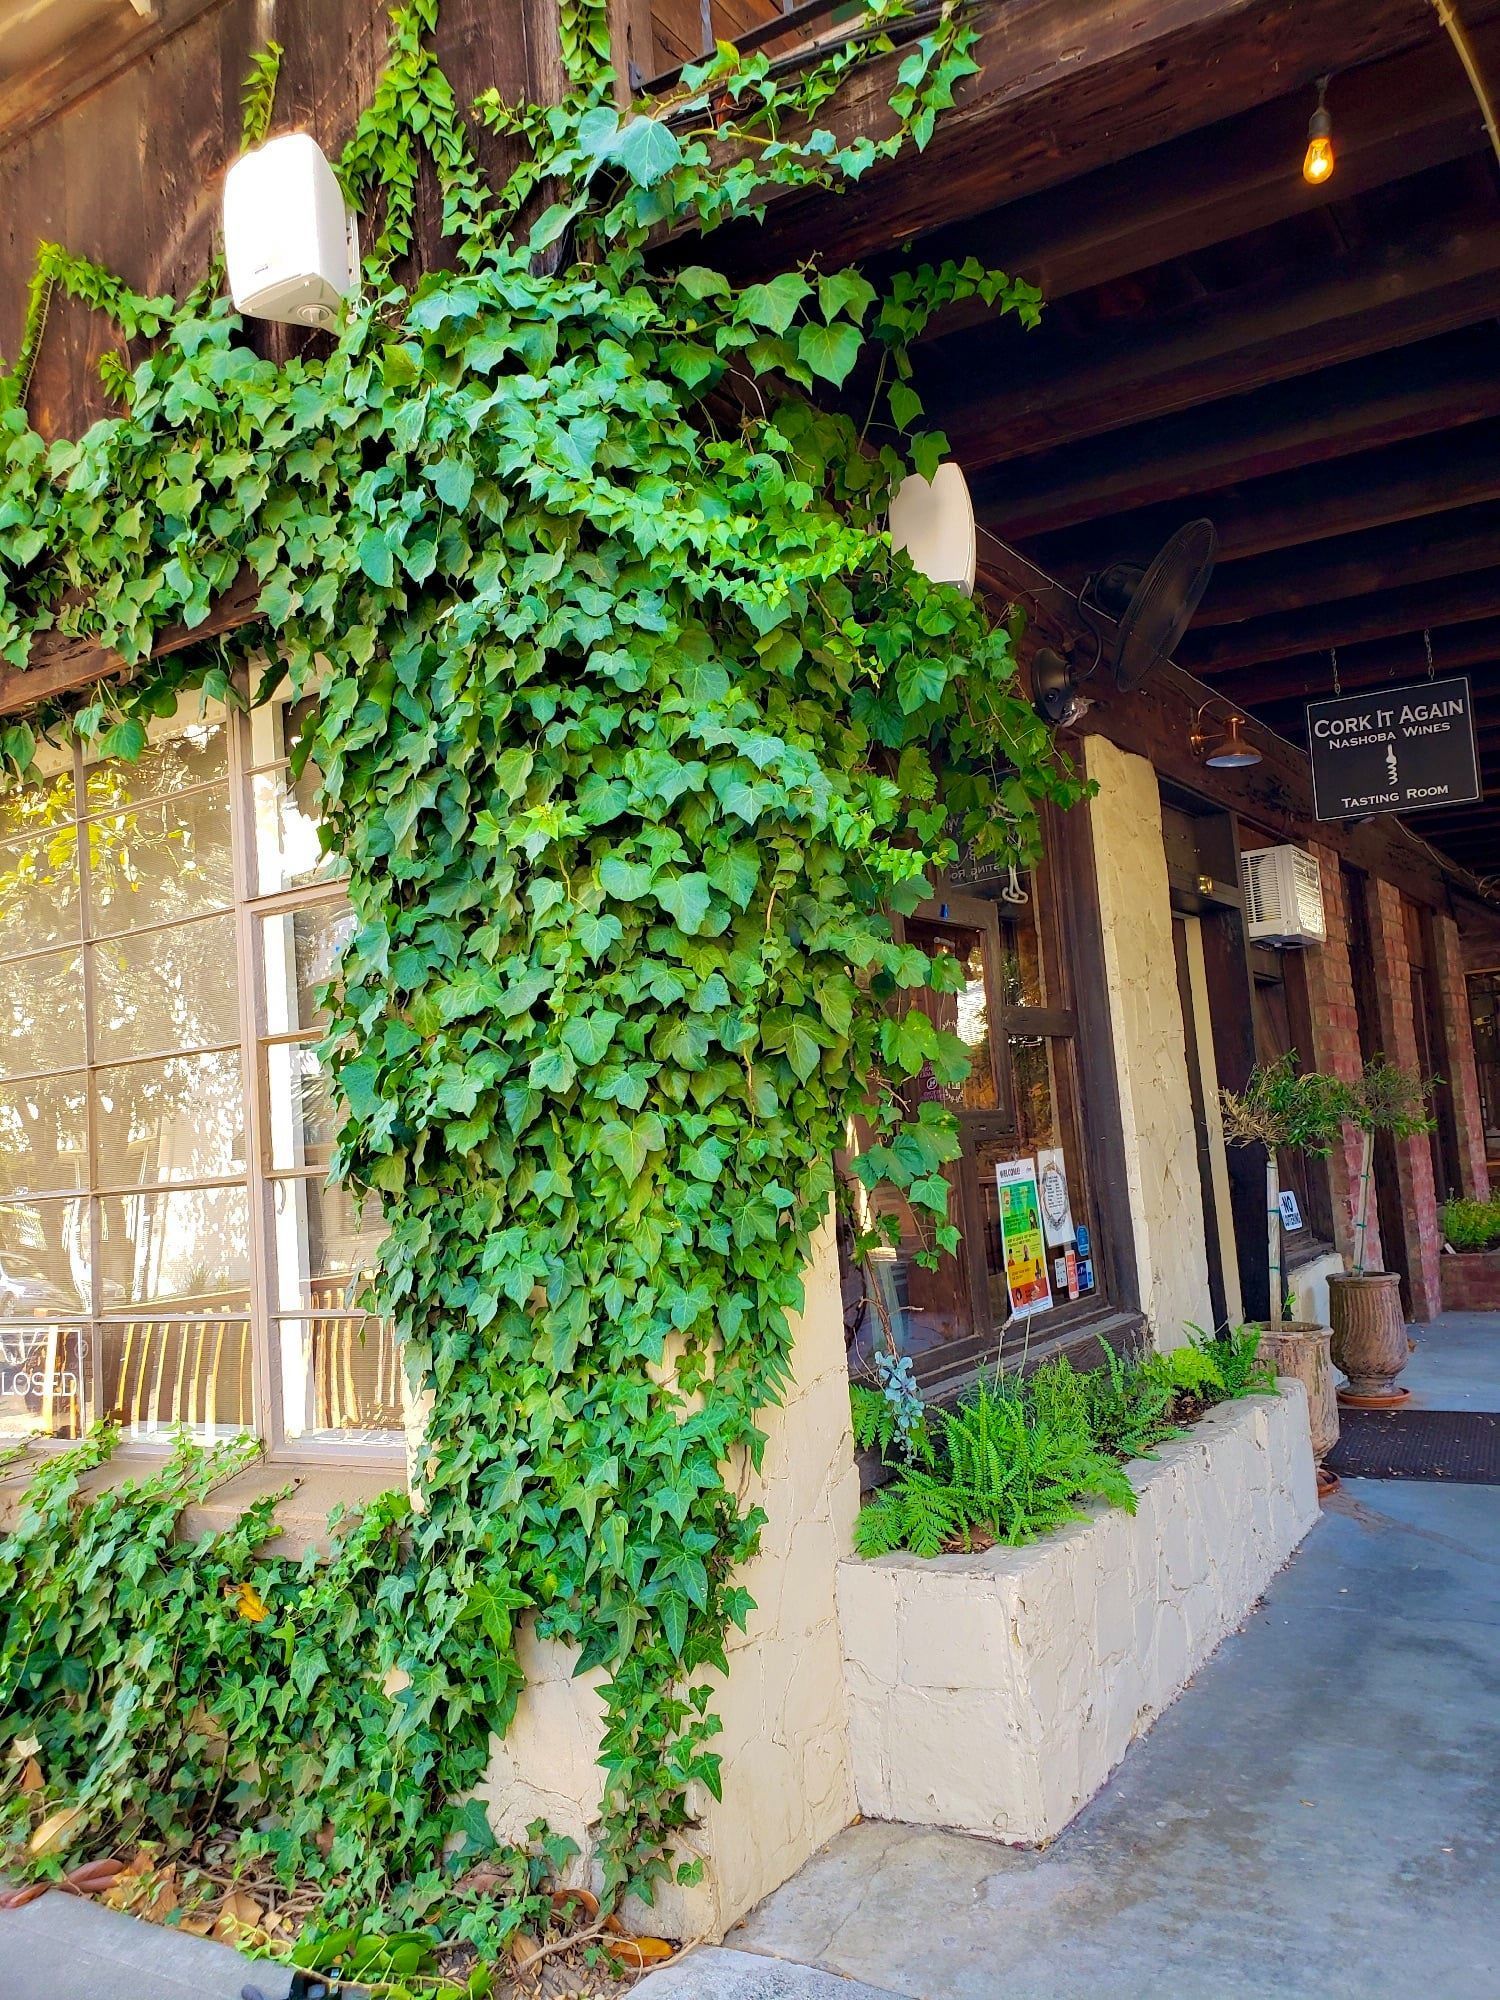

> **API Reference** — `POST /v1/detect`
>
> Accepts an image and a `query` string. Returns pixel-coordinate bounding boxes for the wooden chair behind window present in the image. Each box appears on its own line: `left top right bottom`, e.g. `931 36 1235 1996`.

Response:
305 1278 401 1433
107 1316 253 1436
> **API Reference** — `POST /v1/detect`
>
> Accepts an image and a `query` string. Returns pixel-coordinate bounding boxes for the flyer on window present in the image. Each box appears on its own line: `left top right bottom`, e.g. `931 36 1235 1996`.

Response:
996 1157 1053 1318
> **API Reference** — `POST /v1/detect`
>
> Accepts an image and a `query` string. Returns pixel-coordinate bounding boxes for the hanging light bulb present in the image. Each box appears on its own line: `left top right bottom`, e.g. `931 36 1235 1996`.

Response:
1303 76 1334 186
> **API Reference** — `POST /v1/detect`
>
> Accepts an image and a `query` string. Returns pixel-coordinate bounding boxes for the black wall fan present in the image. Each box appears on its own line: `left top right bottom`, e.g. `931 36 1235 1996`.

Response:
1032 519 1218 722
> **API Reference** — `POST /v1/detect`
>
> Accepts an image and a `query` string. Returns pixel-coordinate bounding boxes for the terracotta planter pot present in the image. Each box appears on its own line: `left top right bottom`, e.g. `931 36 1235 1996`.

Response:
1328 1272 1410 1407
1253 1321 1339 1464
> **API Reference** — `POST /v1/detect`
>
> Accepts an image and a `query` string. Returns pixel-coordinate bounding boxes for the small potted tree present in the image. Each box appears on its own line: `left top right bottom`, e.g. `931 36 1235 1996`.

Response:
1219 1053 1347 1487
1328 1055 1434 1407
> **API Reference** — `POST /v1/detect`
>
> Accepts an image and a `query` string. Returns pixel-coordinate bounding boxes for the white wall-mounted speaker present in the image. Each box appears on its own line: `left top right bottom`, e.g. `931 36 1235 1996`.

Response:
224 133 359 329
889 461 977 596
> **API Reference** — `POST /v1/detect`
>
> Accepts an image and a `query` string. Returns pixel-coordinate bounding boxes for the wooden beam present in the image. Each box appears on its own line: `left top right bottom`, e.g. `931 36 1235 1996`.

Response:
927 218 1500 468
875 26 1497 325
1185 569 1500 675
0 0 220 155
703 0 1490 275
974 330 1500 541
974 544 1486 912
0 570 262 718
1195 510 1500 629
1218 619 1500 705
1030 414 1500 578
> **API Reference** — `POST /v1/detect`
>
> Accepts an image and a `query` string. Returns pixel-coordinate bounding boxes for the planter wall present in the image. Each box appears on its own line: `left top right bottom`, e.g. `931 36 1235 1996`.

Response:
1440 1248 1500 1312
836 1383 1318 1848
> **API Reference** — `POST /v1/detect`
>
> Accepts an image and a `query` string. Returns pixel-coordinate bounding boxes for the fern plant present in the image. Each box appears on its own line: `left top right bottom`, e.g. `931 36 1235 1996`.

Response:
853 1328 1276 1560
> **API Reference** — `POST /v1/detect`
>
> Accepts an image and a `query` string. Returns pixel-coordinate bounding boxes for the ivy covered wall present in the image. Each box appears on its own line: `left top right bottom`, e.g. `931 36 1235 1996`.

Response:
0 0 1083 1961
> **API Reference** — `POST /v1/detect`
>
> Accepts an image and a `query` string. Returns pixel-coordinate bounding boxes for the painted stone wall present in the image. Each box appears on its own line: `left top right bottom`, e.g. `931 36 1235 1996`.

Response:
1180 912 1243 1326
837 1383 1318 1846
476 1219 859 1940
1084 736 1213 1348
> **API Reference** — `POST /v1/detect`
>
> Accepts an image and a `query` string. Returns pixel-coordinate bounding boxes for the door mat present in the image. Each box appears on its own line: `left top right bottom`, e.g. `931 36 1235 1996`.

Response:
1325 1408 1500 1484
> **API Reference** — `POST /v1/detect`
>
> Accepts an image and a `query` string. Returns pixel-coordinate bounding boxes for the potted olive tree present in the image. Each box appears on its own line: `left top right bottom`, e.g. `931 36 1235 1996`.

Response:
1220 1054 1347 1486
1328 1055 1434 1407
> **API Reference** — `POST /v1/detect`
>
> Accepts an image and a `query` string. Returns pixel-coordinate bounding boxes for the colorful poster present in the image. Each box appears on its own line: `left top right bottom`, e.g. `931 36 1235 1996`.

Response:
996 1157 1053 1318
1036 1147 1076 1248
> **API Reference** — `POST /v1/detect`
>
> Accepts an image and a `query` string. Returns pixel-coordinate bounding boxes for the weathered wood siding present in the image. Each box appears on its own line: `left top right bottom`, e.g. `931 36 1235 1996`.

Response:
0 0 564 440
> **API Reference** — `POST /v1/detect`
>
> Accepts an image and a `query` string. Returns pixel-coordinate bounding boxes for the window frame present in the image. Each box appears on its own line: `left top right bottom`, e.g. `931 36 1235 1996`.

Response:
841 800 1140 1400
0 687 402 1469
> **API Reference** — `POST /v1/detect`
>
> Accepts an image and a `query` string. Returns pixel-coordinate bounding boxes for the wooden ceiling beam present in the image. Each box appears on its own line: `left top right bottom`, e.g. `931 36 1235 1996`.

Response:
876 27 1497 328
1204 621 1500 705
704 0 1490 274
1185 569 1500 675
973 329 1500 540
1027 414 1500 578
0 569 262 718
926 217 1500 468
1194 509 1500 628
973 544 1486 910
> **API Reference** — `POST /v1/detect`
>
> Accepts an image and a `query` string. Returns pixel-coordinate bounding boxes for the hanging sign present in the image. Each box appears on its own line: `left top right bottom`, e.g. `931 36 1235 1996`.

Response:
995 1158 1053 1318
1306 676 1480 821
1278 1190 1303 1231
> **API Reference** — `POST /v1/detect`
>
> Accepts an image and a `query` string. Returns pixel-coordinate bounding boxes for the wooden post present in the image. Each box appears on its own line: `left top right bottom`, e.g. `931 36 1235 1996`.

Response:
606 0 656 101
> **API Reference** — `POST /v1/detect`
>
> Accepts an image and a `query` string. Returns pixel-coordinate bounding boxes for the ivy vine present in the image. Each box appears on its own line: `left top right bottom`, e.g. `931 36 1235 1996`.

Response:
0 0 1079 1957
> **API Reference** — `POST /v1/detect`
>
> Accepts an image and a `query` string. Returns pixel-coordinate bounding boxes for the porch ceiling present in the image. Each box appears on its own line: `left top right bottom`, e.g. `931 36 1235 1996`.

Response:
887 17 1500 881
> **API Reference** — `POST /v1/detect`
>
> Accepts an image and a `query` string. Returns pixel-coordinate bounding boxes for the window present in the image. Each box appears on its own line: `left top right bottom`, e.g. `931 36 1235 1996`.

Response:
0 685 399 1455
838 836 1107 1389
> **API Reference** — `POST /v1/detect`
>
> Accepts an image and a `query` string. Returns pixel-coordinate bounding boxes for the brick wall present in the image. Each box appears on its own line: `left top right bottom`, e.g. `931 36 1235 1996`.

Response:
1364 878 1442 1321
1302 845 1380 1270
1430 913 1492 1201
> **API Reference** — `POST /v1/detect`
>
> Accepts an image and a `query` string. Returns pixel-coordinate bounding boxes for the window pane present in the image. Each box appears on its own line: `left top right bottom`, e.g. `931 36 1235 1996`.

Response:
0 1197 90 1312
261 903 356 1036
101 1314 253 1440
248 688 319 770
0 948 85 1080
1009 1034 1058 1151
97 1185 251 1311
82 694 227 809
276 1312 402 1442
904 917 999 1111
87 790 233 934
269 1176 383 1312
0 1074 86 1194
0 826 80 958
265 1039 337 1172
251 769 345 896
93 1052 245 1189
0 1320 88 1438
92 914 239 1059
998 890 1047 1009
838 1150 972 1369
0 745 74 844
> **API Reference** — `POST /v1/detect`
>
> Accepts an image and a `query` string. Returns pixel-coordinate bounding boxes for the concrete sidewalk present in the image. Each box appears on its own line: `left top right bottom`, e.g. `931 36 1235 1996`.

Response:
641 1312 1500 2000
0 1887 286 1999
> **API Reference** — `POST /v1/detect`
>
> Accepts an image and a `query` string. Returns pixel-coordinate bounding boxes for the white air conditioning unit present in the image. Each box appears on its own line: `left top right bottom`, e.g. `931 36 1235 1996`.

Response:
1241 845 1326 948
223 133 359 329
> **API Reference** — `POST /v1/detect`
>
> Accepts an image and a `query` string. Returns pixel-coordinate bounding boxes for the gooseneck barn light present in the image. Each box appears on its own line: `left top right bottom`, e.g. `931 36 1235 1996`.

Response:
1190 704 1262 770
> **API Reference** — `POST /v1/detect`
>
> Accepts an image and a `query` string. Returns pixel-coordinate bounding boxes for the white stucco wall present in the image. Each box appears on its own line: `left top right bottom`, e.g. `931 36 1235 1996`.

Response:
1286 1249 1344 1331
1181 912 1244 1328
1085 735 1214 1348
838 1382 1318 1846
476 1218 859 1941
